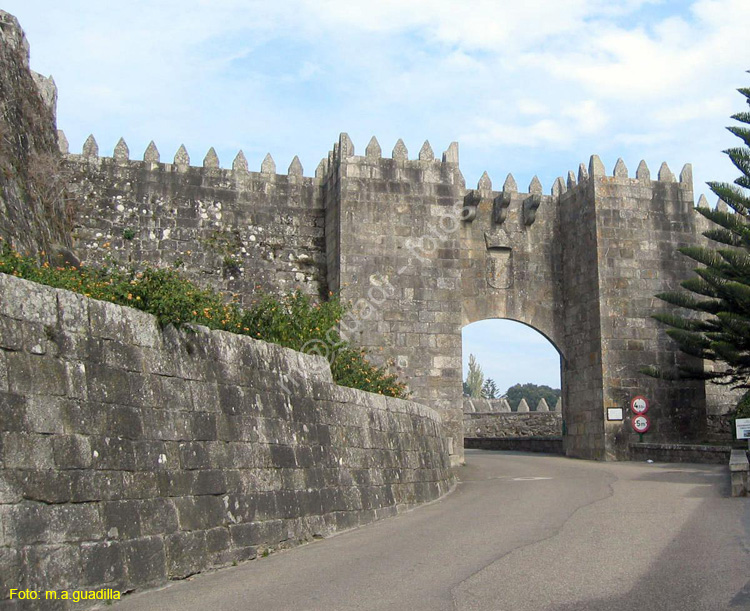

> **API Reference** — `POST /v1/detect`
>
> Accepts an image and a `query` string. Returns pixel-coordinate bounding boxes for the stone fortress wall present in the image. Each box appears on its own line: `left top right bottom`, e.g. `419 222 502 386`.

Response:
64 137 328 309
50 97 742 463
2 7 742 470
463 397 563 439
0 272 453 603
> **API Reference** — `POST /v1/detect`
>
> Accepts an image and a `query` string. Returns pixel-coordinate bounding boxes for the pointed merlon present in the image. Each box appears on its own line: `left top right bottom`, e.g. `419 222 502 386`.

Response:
144 141 160 163
113 138 129 164
613 158 628 178
658 162 675 182
636 160 650 181
57 129 69 154
567 171 576 190
82 134 98 158
554 398 562 412
174 144 190 168
503 173 517 193
478 171 492 191
232 150 248 173
288 155 303 177
578 163 588 183
528 175 542 195
697 194 709 209
419 140 434 161
365 136 381 159
536 398 549 412
717 198 729 213
261 153 276 174
339 133 354 158
680 163 693 185
203 147 220 169
589 155 605 178
442 141 459 164
499 398 511 412
392 139 408 161
552 176 565 198
315 158 328 178
516 398 530 413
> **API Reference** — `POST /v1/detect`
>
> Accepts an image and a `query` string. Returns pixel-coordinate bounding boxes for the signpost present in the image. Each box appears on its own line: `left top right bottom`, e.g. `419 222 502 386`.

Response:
630 396 650 442
630 396 649 415
631 414 651 434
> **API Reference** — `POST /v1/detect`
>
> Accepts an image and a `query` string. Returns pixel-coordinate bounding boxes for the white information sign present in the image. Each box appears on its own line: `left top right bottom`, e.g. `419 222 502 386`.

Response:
607 408 624 421
736 418 750 439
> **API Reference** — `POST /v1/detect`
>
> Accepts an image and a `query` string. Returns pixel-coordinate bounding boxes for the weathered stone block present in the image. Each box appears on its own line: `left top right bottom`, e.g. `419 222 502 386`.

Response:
174 495 226 531
123 536 167 586
7 352 67 396
2 433 54 469
21 544 81 592
80 540 124 586
165 531 207 579
101 500 143 539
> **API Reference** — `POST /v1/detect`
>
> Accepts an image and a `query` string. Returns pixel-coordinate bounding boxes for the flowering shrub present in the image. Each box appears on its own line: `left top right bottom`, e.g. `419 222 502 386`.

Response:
0 243 407 398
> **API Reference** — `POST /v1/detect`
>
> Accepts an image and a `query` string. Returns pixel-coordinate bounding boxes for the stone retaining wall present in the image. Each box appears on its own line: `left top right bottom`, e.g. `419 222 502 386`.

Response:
0 273 453 607
464 412 562 439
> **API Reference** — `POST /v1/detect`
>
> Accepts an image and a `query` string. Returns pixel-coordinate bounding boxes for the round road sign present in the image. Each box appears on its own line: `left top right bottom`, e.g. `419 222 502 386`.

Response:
632 414 651 434
630 396 649 415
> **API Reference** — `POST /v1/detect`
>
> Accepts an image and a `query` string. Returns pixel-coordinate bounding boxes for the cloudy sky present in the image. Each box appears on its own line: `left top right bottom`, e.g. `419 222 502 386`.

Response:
7 0 750 394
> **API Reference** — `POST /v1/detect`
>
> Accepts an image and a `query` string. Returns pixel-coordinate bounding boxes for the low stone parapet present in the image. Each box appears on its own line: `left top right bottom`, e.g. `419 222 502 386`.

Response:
630 442 733 464
464 411 563 439
729 449 749 497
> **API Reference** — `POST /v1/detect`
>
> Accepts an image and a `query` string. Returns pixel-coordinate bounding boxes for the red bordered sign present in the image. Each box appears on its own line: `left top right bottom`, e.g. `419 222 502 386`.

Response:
631 414 651 434
630 395 649 415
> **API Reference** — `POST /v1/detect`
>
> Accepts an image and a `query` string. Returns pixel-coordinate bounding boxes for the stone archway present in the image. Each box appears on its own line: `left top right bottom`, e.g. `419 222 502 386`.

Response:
325 137 709 464
461 317 563 411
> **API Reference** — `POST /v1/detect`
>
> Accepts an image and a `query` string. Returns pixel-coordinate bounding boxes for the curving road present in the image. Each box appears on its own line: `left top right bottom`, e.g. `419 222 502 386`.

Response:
109 450 750 611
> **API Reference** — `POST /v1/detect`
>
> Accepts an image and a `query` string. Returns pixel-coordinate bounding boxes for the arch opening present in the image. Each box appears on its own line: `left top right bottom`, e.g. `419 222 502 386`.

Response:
462 318 565 451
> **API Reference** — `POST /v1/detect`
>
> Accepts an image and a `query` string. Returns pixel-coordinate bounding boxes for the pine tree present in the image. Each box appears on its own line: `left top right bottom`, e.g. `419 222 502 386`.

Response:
465 354 484 398
651 80 750 405
482 378 499 399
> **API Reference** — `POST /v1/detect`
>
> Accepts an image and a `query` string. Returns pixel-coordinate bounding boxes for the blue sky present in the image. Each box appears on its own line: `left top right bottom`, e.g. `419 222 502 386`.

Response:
7 0 750 394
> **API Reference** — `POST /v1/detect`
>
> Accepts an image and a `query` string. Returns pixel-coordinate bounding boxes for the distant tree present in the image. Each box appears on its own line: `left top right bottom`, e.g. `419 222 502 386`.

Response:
465 354 484 398
482 378 499 399
463 381 471 397
505 383 560 410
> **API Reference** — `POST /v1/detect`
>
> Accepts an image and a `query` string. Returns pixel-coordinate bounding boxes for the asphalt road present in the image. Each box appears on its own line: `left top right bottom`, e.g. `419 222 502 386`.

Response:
109 450 750 611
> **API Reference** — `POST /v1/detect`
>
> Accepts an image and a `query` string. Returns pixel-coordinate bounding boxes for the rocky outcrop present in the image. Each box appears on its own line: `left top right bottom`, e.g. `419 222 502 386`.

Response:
0 11 72 259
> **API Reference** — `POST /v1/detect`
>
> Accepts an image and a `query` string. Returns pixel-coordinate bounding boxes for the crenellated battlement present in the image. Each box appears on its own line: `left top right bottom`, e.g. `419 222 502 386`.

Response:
318 132 464 186
59 130 317 186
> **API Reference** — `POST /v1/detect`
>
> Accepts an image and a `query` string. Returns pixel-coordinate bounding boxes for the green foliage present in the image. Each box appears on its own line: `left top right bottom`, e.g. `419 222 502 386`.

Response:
465 354 484 398
651 81 750 400
505 383 560 411
736 390 750 419
0 242 407 398
481 378 499 399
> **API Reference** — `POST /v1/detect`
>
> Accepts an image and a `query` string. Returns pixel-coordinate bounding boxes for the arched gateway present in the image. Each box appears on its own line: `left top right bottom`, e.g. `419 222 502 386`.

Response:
68 132 728 466
321 135 716 465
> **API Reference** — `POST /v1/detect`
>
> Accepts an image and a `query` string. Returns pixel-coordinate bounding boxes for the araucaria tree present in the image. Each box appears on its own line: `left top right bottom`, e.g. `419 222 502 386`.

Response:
651 81 750 411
